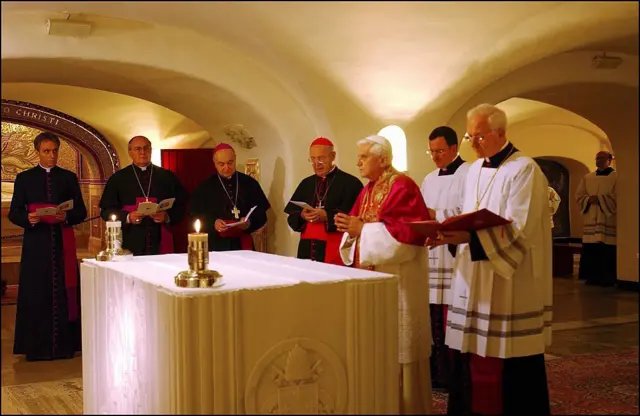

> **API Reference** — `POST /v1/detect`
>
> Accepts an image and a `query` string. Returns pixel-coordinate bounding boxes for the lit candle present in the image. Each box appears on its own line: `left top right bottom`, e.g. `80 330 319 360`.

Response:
106 214 121 228
188 219 208 243
188 219 208 272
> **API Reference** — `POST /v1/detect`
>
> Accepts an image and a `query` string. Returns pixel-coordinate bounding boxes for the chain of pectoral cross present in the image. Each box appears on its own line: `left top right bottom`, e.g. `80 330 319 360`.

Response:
314 175 335 209
217 173 241 219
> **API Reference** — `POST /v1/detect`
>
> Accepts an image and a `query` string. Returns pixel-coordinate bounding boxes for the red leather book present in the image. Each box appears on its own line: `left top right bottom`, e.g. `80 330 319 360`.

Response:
407 208 512 238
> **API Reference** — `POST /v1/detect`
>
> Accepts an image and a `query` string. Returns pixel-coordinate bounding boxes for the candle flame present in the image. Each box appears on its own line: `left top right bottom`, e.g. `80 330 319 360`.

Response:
195 219 201 233
111 214 116 222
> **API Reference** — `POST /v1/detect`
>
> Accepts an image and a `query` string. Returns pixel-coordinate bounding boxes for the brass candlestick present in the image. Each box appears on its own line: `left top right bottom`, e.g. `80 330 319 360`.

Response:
174 219 222 288
96 215 133 261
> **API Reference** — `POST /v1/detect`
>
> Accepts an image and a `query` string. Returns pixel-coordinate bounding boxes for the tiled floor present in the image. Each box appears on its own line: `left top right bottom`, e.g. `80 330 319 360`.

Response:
1 277 638 414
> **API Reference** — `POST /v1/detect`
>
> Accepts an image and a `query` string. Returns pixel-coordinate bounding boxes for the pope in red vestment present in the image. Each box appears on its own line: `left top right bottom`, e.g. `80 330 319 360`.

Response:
335 135 433 415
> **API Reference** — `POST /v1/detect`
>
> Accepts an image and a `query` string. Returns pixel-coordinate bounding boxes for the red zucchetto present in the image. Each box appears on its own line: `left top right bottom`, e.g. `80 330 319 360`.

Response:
310 137 334 147
213 143 234 154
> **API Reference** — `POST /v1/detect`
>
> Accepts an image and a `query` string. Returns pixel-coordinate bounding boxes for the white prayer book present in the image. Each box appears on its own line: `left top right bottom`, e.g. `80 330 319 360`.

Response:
157 198 175 212
226 205 257 227
136 198 176 215
290 200 314 211
35 200 74 217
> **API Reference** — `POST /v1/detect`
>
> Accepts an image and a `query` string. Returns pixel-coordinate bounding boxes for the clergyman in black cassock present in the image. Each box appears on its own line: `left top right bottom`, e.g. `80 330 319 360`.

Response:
284 137 363 265
99 136 188 256
9 132 87 361
189 143 271 251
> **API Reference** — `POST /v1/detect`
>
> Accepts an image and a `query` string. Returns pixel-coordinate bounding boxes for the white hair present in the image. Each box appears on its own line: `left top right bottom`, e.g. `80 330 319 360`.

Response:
467 103 508 132
357 135 393 160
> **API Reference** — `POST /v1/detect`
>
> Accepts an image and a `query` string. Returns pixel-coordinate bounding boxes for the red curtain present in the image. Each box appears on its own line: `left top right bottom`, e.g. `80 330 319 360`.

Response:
161 149 215 253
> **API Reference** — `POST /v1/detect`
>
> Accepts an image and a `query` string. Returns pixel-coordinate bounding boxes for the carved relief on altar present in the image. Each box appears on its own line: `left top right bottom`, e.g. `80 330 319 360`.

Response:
245 338 347 415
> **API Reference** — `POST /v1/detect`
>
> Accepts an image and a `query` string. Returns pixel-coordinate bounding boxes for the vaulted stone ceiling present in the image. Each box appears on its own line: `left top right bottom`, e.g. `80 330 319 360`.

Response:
1 1 638 164
2 1 637 121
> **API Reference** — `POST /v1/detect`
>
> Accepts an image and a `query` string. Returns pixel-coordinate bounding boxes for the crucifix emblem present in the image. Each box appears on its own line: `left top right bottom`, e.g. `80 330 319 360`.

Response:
231 206 241 219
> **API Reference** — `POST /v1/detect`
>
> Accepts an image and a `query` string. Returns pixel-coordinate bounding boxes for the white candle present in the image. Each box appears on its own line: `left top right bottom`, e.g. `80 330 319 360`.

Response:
188 219 208 243
106 214 121 228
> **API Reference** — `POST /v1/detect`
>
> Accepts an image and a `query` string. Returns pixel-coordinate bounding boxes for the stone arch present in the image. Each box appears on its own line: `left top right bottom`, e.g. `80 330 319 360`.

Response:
1 99 119 179
445 49 638 140
0 10 327 182
0 9 329 256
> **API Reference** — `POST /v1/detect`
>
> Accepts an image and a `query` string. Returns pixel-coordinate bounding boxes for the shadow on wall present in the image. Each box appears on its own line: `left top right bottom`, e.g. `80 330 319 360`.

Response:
267 156 287 255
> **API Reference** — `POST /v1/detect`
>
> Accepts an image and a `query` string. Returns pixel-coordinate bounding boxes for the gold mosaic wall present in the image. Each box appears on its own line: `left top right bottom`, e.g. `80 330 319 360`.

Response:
1 121 78 181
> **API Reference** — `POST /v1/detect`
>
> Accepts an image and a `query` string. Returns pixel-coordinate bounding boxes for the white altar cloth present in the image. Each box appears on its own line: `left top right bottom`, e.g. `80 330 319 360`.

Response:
81 251 400 414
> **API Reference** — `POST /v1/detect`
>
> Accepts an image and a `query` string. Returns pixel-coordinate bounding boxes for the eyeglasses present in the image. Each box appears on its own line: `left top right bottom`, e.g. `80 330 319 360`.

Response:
426 149 446 156
131 145 151 153
462 133 486 143
308 157 329 165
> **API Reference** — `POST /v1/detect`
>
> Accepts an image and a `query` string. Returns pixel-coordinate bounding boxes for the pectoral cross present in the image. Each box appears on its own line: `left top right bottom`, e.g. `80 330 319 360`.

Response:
316 203 324 209
231 206 240 219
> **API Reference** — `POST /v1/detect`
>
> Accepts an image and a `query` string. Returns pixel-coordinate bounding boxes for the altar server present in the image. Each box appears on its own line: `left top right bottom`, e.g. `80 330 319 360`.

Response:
99 136 188 256
189 143 271 251
576 151 617 287
336 135 433 414
285 137 363 265
427 104 552 415
9 132 87 361
420 126 469 390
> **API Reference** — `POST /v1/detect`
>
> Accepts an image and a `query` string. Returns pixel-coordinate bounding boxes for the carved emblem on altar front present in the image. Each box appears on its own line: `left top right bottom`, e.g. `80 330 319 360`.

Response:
245 338 347 415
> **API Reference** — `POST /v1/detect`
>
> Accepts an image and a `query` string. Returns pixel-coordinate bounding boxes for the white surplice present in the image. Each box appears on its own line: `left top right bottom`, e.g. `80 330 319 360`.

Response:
548 186 561 229
420 162 470 305
575 170 617 245
340 226 432 364
446 153 553 359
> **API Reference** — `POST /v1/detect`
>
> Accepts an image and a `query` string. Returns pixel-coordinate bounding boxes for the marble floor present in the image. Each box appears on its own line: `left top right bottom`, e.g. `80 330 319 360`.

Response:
1 277 638 414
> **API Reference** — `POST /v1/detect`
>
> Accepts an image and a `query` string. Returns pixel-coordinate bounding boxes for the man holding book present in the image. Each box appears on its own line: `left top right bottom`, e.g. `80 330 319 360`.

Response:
99 135 188 256
9 132 87 361
420 126 469 391
189 143 271 251
284 137 363 265
426 104 552 415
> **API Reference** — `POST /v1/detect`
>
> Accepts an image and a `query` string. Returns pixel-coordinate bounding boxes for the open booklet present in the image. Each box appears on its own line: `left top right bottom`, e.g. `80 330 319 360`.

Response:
136 198 176 215
290 200 315 211
226 205 257 227
407 208 512 239
35 200 74 217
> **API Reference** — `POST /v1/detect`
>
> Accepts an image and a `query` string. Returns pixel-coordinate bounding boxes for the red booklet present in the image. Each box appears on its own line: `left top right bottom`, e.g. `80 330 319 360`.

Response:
407 208 512 238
